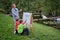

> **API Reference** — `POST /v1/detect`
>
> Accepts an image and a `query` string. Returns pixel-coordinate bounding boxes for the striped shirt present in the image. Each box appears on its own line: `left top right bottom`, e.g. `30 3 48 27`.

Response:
12 8 19 20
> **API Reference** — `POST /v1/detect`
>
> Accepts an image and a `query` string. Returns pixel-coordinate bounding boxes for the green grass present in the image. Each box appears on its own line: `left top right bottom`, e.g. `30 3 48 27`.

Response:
0 13 60 40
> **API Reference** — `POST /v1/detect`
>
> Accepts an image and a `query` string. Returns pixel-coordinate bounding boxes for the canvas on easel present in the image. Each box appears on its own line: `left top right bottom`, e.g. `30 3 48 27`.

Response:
23 12 33 29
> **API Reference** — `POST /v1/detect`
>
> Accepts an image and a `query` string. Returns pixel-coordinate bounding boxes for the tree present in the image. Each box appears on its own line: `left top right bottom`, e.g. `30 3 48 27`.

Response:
0 0 60 16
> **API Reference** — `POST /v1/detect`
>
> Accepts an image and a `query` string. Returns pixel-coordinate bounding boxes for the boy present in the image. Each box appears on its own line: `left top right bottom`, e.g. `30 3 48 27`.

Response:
18 20 29 35
15 19 20 34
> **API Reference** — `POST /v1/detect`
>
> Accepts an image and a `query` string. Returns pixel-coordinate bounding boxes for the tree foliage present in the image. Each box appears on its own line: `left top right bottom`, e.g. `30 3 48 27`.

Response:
0 0 60 15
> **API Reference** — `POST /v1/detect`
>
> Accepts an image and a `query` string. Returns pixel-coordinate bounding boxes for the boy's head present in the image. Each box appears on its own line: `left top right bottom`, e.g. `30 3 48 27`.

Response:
16 18 20 21
12 3 16 8
20 20 23 23
20 20 27 24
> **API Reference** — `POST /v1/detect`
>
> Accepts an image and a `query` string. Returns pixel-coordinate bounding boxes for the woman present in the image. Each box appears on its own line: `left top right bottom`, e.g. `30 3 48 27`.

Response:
11 3 19 34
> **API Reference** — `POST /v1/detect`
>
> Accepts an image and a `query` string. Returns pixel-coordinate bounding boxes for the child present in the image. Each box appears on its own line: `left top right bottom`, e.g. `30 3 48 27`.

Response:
18 20 29 35
15 19 20 34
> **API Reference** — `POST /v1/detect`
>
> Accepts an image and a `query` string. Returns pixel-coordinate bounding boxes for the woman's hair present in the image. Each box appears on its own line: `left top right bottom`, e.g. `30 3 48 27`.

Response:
12 3 16 8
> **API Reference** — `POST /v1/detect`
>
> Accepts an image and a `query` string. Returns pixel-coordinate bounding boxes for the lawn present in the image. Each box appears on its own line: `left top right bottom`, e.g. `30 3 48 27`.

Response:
0 13 60 40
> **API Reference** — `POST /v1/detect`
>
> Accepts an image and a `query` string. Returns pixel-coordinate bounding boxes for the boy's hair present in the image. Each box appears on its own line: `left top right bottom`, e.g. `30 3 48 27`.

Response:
20 20 23 23
16 19 19 21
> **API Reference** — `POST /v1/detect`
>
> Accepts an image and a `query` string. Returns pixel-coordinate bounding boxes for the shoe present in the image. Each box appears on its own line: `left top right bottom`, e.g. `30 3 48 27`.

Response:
14 31 16 34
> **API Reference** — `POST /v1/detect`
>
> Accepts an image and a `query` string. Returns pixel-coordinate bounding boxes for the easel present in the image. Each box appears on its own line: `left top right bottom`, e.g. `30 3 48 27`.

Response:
23 12 33 30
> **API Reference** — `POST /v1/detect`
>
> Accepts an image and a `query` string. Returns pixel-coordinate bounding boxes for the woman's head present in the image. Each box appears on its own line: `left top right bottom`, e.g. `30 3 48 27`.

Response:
12 3 16 8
